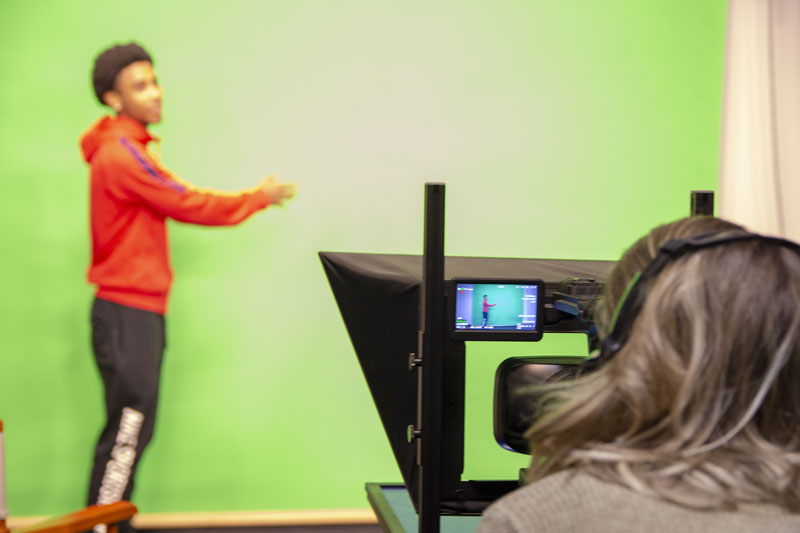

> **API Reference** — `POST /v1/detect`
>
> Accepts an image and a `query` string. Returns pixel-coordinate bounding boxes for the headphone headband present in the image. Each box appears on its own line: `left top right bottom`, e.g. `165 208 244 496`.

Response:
598 230 800 363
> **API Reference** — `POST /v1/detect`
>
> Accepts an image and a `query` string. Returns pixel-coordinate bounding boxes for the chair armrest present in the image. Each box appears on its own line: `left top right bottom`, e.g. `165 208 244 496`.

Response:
12 501 137 533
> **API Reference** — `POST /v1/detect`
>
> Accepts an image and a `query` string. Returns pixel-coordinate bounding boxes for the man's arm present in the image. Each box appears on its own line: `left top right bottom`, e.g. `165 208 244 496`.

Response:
106 138 295 225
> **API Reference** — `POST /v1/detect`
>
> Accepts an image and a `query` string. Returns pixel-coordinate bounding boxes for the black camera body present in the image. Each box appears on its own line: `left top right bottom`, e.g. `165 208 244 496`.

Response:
487 276 605 455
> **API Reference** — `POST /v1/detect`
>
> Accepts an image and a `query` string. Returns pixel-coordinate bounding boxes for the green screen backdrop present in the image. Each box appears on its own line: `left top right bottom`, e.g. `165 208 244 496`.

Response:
0 0 726 515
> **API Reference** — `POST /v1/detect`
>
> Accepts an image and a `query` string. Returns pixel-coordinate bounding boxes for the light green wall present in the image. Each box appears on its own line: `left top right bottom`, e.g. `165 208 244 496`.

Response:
0 0 726 515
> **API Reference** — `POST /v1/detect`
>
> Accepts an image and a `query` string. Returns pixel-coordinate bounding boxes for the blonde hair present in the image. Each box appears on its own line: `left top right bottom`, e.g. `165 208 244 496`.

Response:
526 216 800 511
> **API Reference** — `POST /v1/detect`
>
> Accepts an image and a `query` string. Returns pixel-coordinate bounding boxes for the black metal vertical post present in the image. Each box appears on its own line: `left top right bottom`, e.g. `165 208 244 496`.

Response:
418 183 446 533
691 190 714 216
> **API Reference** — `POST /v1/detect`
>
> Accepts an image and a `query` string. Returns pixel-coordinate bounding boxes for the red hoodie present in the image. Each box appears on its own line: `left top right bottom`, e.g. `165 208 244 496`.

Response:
80 115 271 314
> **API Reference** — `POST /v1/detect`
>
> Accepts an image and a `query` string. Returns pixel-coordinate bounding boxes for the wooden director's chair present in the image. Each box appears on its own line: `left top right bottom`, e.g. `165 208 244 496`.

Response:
0 420 137 533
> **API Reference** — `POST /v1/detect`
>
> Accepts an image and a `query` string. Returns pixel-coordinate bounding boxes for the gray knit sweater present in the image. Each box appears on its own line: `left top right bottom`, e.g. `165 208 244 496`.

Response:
476 470 800 532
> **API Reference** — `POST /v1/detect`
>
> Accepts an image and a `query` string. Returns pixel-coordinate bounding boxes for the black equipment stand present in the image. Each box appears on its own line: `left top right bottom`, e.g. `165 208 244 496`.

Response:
417 183 447 532
411 183 610 531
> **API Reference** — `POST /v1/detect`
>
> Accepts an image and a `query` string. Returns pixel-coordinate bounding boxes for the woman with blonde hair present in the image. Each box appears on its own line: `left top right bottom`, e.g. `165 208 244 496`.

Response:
478 216 800 532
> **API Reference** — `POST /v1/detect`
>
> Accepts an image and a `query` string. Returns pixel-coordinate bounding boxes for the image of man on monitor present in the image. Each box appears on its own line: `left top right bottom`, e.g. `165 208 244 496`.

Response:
481 295 497 327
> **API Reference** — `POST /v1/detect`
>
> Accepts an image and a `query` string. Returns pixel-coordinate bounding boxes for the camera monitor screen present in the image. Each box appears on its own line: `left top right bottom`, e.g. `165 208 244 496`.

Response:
450 278 544 341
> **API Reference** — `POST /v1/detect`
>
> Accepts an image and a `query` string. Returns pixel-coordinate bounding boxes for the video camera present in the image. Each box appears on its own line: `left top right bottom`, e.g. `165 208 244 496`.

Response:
493 276 604 455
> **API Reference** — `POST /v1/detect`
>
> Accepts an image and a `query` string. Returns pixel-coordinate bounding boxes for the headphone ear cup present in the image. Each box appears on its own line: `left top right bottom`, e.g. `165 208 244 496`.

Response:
599 271 644 361
607 272 642 333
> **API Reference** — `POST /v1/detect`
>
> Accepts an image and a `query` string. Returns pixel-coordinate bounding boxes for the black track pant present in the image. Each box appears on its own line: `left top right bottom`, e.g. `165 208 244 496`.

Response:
87 298 165 520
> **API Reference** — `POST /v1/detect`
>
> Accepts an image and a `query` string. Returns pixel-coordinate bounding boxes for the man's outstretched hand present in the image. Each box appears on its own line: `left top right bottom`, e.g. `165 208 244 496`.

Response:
260 176 297 206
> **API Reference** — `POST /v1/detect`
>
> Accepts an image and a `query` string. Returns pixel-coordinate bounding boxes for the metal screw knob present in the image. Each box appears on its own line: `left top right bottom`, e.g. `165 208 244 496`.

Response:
407 425 422 442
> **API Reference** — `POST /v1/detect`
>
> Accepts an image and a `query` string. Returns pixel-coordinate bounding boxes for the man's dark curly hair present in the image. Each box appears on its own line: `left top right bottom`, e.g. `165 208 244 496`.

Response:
92 42 153 105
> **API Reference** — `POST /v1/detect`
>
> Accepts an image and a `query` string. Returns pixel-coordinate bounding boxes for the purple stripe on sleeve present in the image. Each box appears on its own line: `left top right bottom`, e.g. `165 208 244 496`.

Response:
120 138 185 193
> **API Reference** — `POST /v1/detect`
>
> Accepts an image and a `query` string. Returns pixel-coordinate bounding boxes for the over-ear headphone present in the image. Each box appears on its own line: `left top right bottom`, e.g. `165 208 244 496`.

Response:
496 228 800 454
591 229 800 367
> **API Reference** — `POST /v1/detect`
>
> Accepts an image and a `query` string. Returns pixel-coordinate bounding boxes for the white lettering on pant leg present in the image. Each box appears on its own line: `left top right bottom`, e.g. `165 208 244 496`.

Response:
93 407 144 533
116 407 145 447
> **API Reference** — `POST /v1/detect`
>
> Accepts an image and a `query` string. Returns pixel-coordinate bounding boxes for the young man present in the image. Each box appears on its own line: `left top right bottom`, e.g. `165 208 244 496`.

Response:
481 295 496 328
80 42 295 520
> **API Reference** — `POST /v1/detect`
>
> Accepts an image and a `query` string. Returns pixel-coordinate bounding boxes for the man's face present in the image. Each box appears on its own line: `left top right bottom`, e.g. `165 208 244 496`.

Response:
104 60 162 125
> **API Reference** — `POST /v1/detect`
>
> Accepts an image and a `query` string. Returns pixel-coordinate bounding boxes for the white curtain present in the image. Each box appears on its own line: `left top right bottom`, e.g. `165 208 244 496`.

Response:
720 0 800 240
